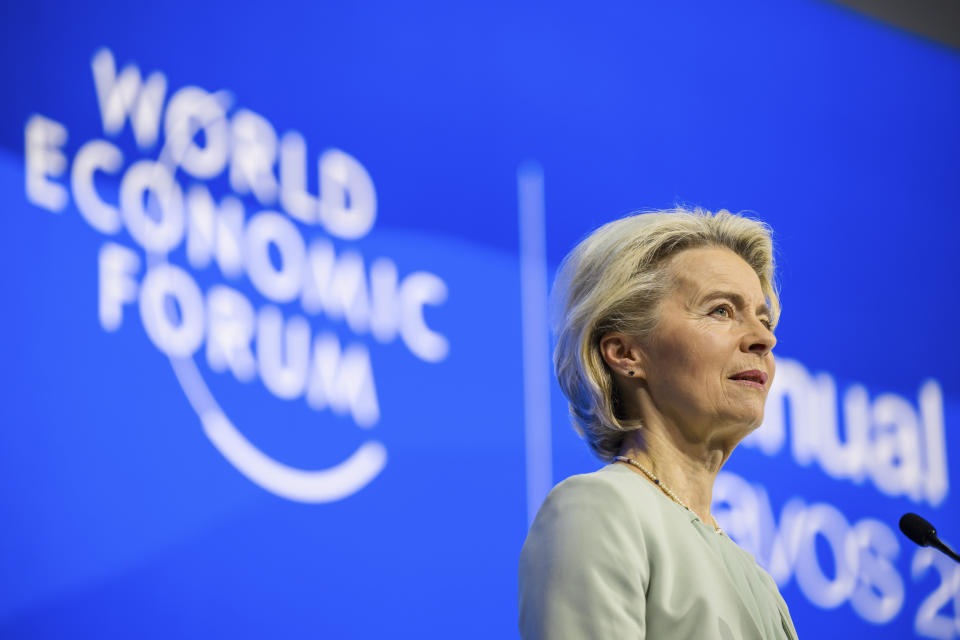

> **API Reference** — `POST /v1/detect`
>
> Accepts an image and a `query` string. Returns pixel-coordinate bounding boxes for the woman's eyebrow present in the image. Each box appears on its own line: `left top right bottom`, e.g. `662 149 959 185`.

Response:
701 291 771 318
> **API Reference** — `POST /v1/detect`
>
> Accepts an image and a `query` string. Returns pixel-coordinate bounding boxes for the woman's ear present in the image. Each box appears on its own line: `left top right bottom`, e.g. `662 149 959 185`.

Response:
599 332 645 380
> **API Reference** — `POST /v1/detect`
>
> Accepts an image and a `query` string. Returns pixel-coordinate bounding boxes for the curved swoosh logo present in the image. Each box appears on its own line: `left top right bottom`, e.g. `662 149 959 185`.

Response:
169 353 387 502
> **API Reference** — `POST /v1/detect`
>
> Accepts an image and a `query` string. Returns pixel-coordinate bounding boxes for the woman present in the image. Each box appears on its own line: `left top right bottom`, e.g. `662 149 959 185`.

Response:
519 208 798 639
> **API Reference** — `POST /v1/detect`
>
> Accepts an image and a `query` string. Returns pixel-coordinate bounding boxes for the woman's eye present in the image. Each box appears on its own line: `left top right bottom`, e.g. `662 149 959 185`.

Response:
711 305 732 318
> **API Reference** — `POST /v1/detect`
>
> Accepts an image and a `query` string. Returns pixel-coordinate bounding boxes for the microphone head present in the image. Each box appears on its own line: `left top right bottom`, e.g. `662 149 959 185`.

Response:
900 512 937 547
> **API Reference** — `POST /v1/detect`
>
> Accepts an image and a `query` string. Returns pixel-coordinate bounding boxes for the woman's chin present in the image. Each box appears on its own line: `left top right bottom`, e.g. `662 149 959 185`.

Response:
715 412 766 442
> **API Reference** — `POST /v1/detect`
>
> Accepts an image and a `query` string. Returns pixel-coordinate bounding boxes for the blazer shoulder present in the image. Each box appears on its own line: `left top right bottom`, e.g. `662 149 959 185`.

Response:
543 464 651 513
530 465 650 540
519 466 651 638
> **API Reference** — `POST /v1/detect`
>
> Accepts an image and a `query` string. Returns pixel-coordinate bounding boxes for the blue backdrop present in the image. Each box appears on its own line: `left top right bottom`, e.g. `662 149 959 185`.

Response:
2 1 959 637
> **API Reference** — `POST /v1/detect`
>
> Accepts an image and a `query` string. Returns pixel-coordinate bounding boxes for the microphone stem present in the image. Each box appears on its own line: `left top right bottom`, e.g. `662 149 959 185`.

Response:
933 539 960 564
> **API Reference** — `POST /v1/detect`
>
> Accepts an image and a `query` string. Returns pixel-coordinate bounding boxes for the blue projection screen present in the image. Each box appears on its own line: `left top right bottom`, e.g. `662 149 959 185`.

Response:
2 1 959 638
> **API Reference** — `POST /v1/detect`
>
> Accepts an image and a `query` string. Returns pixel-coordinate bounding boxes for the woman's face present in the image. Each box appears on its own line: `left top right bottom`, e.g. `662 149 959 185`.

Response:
632 246 777 441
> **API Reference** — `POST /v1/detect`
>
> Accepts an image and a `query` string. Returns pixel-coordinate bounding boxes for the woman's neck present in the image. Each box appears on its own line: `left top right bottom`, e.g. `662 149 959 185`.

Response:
617 424 729 527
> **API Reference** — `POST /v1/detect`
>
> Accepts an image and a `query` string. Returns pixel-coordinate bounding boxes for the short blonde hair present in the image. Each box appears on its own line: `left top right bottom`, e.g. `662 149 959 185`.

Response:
551 207 780 460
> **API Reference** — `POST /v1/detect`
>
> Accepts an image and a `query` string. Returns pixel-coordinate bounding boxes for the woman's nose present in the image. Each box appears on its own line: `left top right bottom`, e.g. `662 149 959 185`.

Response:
743 320 776 355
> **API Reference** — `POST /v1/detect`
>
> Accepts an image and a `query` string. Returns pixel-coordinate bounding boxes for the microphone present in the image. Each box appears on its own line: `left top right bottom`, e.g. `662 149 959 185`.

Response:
899 513 960 563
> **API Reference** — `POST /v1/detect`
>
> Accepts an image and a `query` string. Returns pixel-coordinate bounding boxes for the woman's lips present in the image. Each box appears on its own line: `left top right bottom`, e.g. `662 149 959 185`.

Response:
728 369 768 388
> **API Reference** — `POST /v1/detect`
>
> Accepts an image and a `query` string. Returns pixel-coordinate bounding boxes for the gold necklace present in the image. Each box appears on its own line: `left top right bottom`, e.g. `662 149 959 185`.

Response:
613 455 724 535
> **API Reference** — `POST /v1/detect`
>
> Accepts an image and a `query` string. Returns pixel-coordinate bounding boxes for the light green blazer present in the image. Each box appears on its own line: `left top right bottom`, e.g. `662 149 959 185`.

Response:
519 463 799 639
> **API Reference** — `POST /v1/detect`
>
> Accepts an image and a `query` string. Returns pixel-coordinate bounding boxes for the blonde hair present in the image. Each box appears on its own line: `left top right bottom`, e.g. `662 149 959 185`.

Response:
551 207 780 460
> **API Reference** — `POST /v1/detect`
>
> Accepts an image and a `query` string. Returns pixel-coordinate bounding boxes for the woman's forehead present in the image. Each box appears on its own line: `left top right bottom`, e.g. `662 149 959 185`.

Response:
665 247 765 299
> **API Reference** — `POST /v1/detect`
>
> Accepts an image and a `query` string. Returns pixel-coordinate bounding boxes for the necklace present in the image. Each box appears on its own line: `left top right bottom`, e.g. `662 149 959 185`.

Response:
613 455 724 535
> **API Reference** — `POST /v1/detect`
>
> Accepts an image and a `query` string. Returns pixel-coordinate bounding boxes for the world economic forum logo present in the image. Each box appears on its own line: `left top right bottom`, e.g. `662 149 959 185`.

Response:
24 47 449 502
